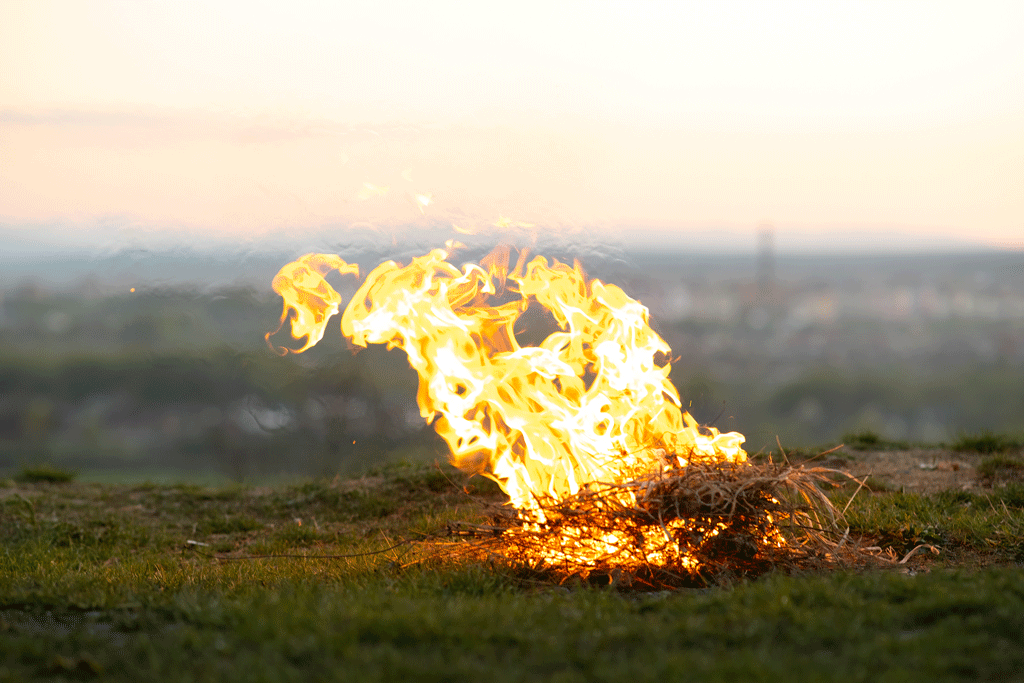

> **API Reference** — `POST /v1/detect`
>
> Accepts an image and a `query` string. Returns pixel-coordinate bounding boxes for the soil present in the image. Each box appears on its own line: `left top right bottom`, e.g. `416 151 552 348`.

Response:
818 448 985 493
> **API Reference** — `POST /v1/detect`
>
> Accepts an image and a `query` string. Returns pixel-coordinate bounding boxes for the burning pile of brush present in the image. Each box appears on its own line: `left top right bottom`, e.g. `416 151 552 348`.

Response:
451 457 847 588
267 243 852 587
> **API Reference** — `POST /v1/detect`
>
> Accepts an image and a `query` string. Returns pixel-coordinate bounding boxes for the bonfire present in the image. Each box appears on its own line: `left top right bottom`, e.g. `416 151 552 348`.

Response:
267 243 848 587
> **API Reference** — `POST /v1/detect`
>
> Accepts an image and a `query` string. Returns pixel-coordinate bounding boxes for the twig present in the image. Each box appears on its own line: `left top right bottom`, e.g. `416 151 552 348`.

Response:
898 544 939 565
801 444 846 463
840 473 870 517
379 529 400 561
185 539 413 562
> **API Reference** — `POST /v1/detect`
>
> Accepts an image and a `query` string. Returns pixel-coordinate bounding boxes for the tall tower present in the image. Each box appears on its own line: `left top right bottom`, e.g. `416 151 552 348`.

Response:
756 222 776 308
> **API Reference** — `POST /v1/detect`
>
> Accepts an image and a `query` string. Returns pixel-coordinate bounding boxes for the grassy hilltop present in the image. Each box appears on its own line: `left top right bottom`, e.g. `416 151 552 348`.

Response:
1 443 1023 682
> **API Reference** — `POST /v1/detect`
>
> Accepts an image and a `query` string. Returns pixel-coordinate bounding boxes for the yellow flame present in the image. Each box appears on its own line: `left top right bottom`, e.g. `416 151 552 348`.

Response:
266 253 360 356
267 246 746 511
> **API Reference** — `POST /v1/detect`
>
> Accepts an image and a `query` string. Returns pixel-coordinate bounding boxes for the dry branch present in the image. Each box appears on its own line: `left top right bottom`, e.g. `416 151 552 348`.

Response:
441 458 875 589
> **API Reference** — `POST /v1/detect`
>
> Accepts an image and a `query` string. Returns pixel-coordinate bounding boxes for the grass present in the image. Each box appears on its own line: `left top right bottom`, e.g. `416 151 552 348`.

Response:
953 432 1024 455
14 463 77 484
838 487 1024 559
1 455 1023 681
976 455 1024 484
841 430 913 451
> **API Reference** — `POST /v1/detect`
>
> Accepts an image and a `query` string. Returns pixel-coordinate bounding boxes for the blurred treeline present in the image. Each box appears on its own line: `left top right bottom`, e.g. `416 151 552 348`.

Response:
678 364 1024 455
0 283 440 483
1 250 1023 482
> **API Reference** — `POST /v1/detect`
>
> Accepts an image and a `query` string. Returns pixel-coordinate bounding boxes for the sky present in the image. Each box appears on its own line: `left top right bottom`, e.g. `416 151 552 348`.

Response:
1 0 1023 252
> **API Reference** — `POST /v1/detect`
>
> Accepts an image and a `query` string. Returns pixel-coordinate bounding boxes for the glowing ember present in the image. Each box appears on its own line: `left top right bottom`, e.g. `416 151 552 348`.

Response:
267 244 767 576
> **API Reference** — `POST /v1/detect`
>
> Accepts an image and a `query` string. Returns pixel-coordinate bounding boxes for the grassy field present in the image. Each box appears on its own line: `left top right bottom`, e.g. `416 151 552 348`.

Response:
1 448 1023 682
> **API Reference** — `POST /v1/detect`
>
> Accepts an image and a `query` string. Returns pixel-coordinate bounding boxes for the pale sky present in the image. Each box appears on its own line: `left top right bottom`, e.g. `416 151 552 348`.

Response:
1 0 1022 250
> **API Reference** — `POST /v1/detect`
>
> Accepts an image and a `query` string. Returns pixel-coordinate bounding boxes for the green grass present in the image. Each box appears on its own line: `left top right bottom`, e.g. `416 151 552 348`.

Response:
952 431 1024 454
73 467 237 487
840 430 912 451
838 487 1024 559
14 463 77 484
1 459 1023 682
976 455 1024 484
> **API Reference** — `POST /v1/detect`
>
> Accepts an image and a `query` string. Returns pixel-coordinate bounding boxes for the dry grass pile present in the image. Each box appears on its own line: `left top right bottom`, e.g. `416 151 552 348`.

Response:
447 459 869 588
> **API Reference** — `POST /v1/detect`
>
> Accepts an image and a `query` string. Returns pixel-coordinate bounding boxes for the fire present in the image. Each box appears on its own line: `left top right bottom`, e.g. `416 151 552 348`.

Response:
268 245 760 575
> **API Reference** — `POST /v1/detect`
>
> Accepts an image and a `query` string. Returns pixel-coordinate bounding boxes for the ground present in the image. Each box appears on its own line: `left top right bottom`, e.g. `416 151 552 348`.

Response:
0 445 1022 682
817 447 981 493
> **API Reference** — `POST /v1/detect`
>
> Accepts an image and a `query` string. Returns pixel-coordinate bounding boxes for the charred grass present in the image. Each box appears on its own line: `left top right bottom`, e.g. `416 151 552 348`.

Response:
1 455 1023 682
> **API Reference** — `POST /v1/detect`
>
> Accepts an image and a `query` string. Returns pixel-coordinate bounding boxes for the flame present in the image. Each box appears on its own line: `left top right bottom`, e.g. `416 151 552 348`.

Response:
268 246 752 570
265 253 359 355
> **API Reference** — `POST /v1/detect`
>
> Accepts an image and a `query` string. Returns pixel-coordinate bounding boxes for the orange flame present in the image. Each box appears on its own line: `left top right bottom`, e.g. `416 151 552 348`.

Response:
267 246 747 515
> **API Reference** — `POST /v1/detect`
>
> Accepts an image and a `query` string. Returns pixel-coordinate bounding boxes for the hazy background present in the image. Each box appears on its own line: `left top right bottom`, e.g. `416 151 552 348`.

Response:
1 1 1022 482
